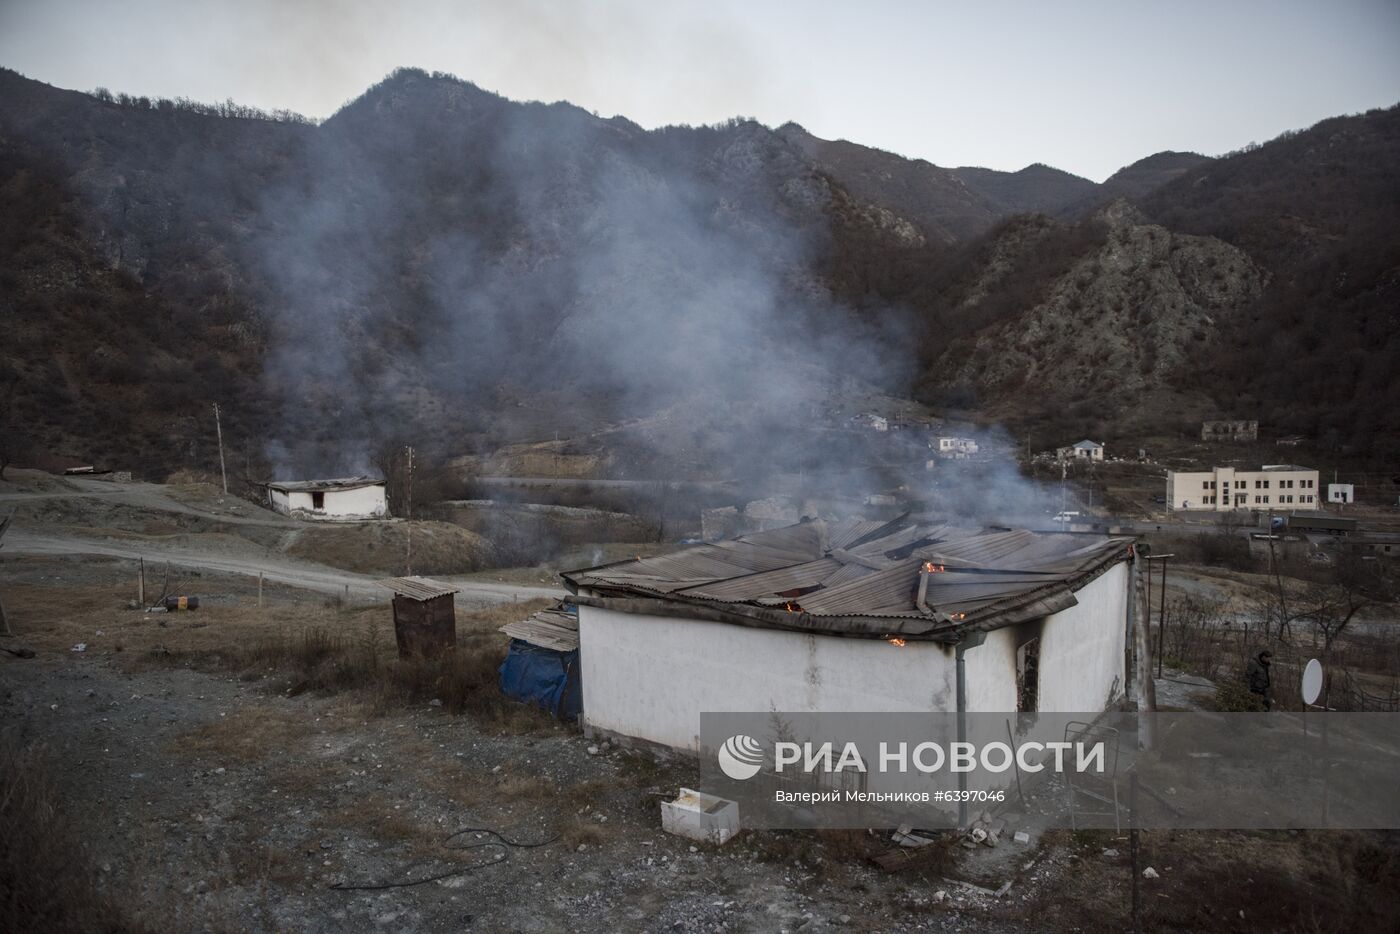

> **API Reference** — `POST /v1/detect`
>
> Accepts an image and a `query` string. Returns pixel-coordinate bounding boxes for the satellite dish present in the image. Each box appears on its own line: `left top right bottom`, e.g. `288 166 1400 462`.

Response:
1302 658 1323 706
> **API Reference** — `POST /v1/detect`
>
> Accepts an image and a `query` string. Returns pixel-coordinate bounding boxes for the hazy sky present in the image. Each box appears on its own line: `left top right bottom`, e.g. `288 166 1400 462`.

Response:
2 0 1397 181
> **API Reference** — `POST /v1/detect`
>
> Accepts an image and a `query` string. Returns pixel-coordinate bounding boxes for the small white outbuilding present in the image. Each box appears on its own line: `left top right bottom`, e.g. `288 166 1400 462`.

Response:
563 518 1135 752
266 476 388 521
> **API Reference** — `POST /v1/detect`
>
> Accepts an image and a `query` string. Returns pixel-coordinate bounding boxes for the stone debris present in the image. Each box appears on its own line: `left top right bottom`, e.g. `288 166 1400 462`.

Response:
1143 866 1160 879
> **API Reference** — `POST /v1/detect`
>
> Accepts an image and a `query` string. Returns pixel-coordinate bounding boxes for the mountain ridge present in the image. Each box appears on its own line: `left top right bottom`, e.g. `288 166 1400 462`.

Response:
2 65 1396 476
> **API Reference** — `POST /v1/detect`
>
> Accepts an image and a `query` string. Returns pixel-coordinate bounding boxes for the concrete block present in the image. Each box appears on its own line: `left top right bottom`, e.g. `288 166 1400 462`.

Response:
660 788 739 845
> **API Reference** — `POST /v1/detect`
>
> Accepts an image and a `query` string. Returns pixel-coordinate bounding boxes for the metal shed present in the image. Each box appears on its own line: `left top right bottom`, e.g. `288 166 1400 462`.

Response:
376 576 460 658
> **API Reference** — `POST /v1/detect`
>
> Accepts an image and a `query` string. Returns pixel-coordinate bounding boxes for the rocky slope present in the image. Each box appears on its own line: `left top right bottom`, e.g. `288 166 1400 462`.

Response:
924 202 1266 430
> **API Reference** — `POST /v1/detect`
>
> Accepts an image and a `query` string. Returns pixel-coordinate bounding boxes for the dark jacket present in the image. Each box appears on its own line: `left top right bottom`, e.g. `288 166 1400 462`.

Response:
1246 653 1272 694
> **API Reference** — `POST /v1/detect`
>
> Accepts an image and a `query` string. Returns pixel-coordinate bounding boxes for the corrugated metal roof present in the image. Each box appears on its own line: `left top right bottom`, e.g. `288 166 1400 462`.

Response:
268 476 385 493
375 576 461 601
562 519 1133 639
502 607 579 651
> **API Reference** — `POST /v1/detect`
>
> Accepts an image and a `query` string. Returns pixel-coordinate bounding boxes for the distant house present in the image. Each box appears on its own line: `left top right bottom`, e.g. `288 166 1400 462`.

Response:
1166 464 1319 512
266 476 388 521
1328 483 1355 505
852 413 888 432
1058 440 1104 463
934 437 979 458
1275 435 1306 447
1201 419 1258 442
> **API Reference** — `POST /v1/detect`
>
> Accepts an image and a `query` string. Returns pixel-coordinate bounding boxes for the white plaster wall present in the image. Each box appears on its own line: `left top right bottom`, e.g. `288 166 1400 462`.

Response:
272 485 387 520
578 606 958 751
322 485 387 518
1035 562 1128 712
962 627 1018 712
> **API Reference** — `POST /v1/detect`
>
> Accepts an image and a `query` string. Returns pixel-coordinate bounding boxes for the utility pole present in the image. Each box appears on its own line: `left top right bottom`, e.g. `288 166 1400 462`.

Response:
405 444 414 575
212 402 228 494
1059 459 1068 525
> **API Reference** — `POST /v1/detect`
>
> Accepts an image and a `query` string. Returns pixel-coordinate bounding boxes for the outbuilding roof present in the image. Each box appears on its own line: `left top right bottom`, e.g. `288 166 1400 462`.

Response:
562 517 1133 642
501 605 580 651
376 576 461 601
267 476 385 493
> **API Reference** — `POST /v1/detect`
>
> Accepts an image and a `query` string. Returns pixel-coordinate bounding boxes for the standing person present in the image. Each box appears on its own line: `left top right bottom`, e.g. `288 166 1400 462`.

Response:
1246 649 1273 710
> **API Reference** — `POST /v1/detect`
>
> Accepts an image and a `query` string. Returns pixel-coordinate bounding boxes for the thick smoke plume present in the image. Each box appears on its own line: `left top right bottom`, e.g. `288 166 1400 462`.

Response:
249 69 913 495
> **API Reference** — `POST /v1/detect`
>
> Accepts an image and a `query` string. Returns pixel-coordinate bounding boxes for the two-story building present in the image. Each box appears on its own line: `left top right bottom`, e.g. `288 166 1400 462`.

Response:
933 437 979 458
1166 464 1320 512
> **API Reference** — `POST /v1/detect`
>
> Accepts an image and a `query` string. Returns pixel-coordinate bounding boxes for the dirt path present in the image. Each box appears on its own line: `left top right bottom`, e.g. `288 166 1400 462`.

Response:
5 530 563 609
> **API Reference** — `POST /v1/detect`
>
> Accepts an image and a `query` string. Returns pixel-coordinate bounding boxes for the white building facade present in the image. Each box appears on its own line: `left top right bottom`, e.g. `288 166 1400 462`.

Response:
266 478 388 521
935 437 979 458
1166 465 1319 512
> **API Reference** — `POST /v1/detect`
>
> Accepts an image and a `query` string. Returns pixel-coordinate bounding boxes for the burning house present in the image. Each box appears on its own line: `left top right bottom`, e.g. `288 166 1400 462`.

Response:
562 517 1134 752
265 476 388 521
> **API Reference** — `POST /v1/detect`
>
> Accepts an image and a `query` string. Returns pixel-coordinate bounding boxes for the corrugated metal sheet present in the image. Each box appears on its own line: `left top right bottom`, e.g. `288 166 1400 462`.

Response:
268 475 385 493
375 576 461 601
502 607 579 651
677 558 842 601
562 520 1132 638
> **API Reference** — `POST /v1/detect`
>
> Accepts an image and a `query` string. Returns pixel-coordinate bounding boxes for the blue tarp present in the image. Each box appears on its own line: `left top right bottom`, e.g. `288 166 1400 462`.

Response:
498 639 582 720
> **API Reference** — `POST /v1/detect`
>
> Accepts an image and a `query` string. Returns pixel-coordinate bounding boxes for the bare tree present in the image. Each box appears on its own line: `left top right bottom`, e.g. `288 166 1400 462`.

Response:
1294 554 1396 656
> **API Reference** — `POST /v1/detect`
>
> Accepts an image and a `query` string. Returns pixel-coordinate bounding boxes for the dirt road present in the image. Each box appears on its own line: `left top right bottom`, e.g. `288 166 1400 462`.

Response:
4 530 563 608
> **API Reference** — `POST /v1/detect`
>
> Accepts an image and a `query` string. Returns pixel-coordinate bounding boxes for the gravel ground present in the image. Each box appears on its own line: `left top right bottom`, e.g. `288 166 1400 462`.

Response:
1 647 1052 932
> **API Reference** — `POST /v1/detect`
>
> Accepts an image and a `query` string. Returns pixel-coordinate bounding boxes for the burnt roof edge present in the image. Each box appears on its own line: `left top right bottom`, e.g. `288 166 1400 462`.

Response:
566 540 1135 642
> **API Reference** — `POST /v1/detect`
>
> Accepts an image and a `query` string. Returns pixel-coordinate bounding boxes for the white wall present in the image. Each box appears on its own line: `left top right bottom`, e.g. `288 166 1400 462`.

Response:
267 485 387 520
1035 562 1128 711
578 607 958 751
578 561 1129 750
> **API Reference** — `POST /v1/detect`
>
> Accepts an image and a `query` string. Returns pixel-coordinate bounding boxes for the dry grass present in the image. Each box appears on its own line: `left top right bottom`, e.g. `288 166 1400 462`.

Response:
284 520 496 576
1025 828 1400 933
2 572 557 729
0 729 151 933
178 708 312 762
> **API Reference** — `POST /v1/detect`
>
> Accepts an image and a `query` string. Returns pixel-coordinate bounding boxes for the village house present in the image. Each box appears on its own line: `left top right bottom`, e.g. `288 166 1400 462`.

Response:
265 476 388 521
561 518 1134 752
851 413 888 432
1057 440 1104 462
1201 419 1258 442
1166 464 1319 512
933 437 979 458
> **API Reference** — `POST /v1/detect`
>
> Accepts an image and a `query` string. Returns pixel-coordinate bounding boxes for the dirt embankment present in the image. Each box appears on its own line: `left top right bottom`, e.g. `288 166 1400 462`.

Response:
281 521 495 576
455 440 612 480
438 501 657 565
